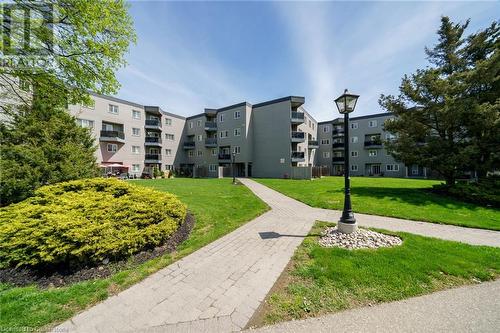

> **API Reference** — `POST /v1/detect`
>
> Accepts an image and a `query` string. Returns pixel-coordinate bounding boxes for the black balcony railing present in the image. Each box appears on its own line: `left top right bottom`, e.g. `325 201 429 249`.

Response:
218 153 231 160
291 112 305 121
308 140 319 146
332 156 345 162
332 128 345 136
145 136 162 143
145 154 161 160
291 131 305 140
291 151 305 159
145 119 161 127
205 138 217 145
100 130 124 139
183 141 195 148
364 140 383 147
204 121 217 130
332 142 344 148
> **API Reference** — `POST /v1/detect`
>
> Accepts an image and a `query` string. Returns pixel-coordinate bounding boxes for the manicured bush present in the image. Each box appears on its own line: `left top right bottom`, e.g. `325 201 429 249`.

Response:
0 178 187 269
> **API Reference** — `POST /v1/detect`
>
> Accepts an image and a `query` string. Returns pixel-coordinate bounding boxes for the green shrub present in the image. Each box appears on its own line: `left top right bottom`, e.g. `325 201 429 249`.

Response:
0 178 187 269
432 178 500 208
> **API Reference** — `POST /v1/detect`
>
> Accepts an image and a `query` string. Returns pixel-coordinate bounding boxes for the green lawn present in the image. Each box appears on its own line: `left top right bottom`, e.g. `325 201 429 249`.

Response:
0 178 268 330
252 221 500 327
255 177 500 230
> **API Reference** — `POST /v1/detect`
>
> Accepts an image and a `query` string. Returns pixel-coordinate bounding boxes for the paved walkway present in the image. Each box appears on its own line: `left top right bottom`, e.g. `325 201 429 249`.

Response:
248 279 500 333
55 178 500 333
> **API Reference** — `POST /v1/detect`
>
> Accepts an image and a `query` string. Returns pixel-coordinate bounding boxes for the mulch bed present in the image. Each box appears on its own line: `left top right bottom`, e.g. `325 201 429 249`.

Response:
0 213 195 289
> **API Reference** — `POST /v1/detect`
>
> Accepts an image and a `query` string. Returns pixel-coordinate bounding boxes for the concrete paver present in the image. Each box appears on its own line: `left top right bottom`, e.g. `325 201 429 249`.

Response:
54 178 500 332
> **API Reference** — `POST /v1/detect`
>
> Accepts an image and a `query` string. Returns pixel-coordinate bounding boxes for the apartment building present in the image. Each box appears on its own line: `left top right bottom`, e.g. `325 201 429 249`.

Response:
68 93 185 178
317 113 428 178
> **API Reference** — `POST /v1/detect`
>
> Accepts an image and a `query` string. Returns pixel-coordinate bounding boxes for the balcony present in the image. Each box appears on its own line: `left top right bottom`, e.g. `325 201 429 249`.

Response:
144 154 161 163
332 156 344 163
291 151 305 163
291 111 305 124
204 121 217 132
364 140 383 148
332 142 344 149
291 131 305 143
218 153 231 161
308 140 319 149
205 137 217 148
99 130 125 143
332 128 345 137
183 141 196 149
145 119 162 130
145 136 162 146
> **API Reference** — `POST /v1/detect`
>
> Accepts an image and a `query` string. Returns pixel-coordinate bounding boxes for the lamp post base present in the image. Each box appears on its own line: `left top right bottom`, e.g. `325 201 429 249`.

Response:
338 221 358 234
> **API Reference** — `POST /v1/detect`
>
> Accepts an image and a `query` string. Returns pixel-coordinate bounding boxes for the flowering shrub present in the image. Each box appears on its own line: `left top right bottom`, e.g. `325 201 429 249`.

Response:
0 178 187 269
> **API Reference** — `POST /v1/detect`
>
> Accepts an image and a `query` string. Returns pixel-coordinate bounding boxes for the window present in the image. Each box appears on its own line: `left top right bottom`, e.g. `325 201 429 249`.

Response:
234 128 241 136
107 144 117 152
132 110 141 119
351 136 358 143
219 113 225 122
209 164 217 172
132 146 140 154
323 152 330 158
76 119 94 129
165 118 172 126
165 164 173 171
188 150 194 157
234 111 241 119
412 165 419 175
189 122 193 129
322 125 330 133
109 104 119 114
197 134 203 142
308 120 312 127
197 150 203 157
386 164 400 172
312 123 315 130
211 148 218 156
369 120 378 128
233 146 241 154
197 120 202 127
132 128 140 136
132 164 140 173
165 149 172 156
351 165 358 171
165 133 174 140
320 139 330 145
351 151 358 157
219 130 228 138
369 150 377 157
350 122 358 129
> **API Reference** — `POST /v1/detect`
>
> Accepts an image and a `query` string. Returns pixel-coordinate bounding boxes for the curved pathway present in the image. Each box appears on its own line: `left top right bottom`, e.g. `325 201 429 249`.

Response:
55 178 499 333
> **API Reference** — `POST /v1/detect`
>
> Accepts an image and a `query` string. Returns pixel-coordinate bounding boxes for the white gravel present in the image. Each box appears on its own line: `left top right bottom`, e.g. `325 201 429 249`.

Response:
319 227 403 250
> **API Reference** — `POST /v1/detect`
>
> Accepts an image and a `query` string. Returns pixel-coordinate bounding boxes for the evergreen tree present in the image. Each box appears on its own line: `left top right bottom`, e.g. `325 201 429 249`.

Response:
380 17 499 185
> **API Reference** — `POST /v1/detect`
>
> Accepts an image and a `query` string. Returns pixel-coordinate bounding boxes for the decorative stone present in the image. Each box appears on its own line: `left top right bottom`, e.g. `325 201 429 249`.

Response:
319 227 403 250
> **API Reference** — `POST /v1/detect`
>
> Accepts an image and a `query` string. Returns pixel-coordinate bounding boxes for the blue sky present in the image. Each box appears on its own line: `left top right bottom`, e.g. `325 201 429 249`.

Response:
116 1 498 121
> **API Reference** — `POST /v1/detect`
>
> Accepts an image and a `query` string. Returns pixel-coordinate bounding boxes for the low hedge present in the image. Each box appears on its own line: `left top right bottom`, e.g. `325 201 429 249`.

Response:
0 178 187 269
431 178 500 208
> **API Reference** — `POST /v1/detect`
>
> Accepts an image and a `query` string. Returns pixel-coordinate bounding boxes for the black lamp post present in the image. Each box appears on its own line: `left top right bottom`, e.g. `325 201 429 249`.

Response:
334 89 360 233
232 151 236 184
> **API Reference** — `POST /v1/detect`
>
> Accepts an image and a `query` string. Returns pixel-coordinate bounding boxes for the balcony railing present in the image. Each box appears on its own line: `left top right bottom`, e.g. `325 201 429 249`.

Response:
205 137 217 146
332 142 344 148
291 151 305 160
204 121 217 131
218 153 231 160
100 130 125 141
308 140 319 147
145 119 161 127
364 140 383 148
332 156 344 162
145 154 161 161
145 136 162 143
291 131 305 142
183 141 195 149
332 128 345 136
291 111 305 123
